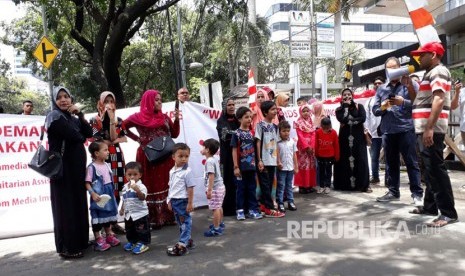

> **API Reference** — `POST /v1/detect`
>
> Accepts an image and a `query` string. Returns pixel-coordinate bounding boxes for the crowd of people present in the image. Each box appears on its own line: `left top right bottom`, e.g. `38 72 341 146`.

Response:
39 41 459 260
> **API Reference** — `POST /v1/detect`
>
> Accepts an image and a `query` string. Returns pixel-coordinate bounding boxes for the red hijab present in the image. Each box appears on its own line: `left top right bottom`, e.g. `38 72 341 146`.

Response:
126 90 166 128
294 104 314 133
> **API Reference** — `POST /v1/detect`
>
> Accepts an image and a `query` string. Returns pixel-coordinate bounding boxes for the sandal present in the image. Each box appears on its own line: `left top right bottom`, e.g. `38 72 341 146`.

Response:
59 251 84 259
408 207 437 216
426 215 458 227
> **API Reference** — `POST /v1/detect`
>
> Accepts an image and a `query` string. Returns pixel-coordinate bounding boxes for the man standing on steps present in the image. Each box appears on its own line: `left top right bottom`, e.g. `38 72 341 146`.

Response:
410 42 458 227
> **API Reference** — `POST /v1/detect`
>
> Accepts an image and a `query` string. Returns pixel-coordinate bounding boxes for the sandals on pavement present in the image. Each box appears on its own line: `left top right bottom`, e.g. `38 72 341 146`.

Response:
426 215 458 228
409 207 437 216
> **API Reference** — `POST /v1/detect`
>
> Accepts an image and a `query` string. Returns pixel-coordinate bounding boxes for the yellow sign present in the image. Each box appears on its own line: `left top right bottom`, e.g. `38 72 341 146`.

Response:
33 36 59 69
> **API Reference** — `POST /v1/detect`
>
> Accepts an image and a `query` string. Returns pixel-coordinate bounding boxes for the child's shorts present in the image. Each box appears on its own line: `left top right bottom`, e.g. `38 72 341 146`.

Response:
208 184 226 210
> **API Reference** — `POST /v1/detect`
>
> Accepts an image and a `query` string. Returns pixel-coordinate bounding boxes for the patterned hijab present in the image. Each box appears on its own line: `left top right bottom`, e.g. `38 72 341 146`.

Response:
294 104 314 133
95 91 117 130
125 90 166 128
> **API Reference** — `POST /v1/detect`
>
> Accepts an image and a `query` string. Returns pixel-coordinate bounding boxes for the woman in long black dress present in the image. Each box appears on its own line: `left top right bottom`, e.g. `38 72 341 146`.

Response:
333 88 371 193
216 98 239 216
45 86 93 259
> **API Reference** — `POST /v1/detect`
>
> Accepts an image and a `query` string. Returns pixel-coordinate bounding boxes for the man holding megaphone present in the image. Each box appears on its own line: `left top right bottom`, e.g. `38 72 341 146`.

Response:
372 57 424 205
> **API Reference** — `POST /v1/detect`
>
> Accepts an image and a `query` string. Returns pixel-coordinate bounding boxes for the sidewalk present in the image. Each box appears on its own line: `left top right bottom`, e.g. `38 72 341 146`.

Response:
1 170 465 275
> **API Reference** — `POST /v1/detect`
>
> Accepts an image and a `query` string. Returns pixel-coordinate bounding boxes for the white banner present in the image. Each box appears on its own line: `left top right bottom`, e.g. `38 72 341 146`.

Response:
0 97 372 238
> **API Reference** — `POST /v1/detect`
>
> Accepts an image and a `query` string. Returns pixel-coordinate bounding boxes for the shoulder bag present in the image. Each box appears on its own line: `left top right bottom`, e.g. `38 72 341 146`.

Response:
143 119 175 164
28 124 65 179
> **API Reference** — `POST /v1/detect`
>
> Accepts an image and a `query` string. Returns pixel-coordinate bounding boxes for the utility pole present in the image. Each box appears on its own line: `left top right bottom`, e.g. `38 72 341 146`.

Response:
41 5 53 109
310 0 316 98
334 9 342 84
167 8 180 92
177 3 186 88
248 0 258 82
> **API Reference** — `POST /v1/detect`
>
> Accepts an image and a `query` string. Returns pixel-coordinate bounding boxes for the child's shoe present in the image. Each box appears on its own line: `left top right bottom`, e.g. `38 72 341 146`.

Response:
123 242 135 252
94 237 111 251
186 239 196 250
324 187 331 194
132 242 149 255
278 204 286 213
209 222 226 231
167 243 188 256
317 187 324 194
263 208 285 218
106 234 121 247
288 202 297 211
236 209 246 221
248 210 263 219
204 227 223 237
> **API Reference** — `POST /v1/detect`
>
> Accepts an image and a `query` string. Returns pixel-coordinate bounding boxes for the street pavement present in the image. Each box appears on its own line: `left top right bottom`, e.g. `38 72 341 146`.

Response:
1 169 465 276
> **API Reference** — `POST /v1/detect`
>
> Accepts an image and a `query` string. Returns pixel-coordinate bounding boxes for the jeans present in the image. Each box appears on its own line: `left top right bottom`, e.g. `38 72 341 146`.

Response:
317 157 334 188
235 171 259 212
384 130 423 198
257 166 276 209
370 138 383 179
417 134 458 219
277 170 294 205
125 215 151 245
170 198 192 246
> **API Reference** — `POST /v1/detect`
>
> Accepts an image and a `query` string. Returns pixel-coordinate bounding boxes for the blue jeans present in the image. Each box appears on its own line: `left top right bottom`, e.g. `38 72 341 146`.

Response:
417 134 458 219
170 198 192 246
317 157 334 188
370 138 383 179
235 171 259 212
384 130 423 198
277 170 294 205
257 166 276 209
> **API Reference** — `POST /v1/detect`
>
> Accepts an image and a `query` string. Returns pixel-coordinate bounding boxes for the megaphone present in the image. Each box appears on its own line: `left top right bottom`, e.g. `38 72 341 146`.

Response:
386 65 415 81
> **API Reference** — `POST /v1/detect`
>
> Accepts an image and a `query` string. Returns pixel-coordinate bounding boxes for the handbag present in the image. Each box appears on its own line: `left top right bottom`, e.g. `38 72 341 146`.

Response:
144 135 175 163
28 124 64 179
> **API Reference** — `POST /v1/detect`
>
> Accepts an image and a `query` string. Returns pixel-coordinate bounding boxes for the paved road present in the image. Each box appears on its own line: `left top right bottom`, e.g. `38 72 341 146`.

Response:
1 170 465 276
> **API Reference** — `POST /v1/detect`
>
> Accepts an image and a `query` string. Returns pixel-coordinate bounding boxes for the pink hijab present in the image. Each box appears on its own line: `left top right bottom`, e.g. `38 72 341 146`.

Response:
251 89 269 128
126 90 166 128
294 104 314 133
312 101 325 128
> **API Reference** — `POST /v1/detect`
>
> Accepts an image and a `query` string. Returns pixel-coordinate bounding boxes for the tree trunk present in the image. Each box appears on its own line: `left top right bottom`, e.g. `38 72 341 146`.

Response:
228 52 235 90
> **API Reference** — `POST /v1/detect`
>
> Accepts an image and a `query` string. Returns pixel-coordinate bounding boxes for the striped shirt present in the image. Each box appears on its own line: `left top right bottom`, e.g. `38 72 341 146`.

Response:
413 64 451 134
121 180 148 221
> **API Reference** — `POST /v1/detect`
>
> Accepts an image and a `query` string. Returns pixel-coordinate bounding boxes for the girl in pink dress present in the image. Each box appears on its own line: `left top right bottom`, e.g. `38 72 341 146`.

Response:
122 90 180 229
294 104 317 193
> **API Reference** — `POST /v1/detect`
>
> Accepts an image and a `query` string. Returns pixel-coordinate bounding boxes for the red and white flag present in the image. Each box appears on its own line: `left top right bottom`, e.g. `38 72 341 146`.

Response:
404 0 440 45
247 69 257 108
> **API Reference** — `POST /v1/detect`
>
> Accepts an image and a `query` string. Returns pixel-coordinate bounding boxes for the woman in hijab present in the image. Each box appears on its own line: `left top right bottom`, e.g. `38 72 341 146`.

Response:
312 101 326 129
333 88 371 192
122 90 180 229
251 88 278 133
216 98 240 216
45 86 93 259
294 104 317 193
275 92 290 122
89 91 127 233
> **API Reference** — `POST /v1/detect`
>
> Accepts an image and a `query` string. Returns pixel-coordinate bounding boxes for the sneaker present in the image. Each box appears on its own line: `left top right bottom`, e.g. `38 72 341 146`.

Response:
236 210 246 221
248 210 263 219
317 187 324 194
412 195 423 207
376 192 400 202
132 242 149 255
263 208 285 218
278 204 286 213
186 239 196 250
106 234 121 247
167 243 188 256
94 237 111 252
288 202 297 211
209 222 226 231
204 227 223 237
123 242 135 252
324 187 330 194
370 178 380 184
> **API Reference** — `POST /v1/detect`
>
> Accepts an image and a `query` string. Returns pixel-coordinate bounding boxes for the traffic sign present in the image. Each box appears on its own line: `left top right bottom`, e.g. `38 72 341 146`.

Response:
33 36 59 69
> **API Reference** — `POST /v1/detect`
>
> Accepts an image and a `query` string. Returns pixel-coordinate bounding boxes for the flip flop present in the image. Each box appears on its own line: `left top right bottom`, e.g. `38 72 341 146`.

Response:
409 207 437 216
425 216 458 228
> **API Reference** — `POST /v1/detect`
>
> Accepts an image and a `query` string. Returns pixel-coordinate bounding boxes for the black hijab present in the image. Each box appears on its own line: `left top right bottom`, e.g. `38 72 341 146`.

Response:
216 98 239 143
45 86 78 131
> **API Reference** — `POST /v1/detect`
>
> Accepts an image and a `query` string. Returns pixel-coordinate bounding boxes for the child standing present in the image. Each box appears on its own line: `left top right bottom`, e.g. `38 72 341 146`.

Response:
167 143 196 256
294 104 317 194
119 162 150 254
231 106 263 220
315 117 340 194
201 138 226 237
85 141 121 251
255 100 285 218
276 121 299 212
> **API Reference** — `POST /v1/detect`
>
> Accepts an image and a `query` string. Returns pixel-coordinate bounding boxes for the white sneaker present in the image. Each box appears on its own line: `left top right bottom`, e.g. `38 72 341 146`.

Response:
324 187 330 194
317 187 324 194
412 196 423 207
